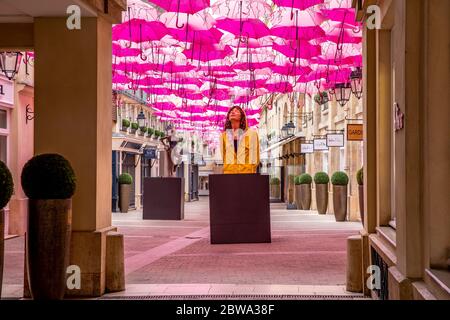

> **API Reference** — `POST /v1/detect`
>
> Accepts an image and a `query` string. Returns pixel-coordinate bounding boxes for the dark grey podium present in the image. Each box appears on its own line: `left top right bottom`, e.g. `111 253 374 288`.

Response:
209 174 271 244
143 177 184 220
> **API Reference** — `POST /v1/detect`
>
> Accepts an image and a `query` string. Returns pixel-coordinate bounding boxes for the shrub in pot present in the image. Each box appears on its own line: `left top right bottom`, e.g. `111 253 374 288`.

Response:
269 177 280 199
357 167 364 224
118 173 133 213
121 119 130 132
139 126 147 136
294 174 312 210
147 128 154 138
331 171 349 222
314 172 329 215
130 122 138 134
0 160 14 298
21 154 76 300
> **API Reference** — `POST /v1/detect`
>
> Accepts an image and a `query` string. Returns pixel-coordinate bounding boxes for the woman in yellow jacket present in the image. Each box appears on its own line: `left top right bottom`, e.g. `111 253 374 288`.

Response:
220 106 260 174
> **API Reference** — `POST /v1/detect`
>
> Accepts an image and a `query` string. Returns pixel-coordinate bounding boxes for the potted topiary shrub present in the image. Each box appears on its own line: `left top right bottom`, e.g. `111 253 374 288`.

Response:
21 154 76 300
153 130 160 140
130 122 138 134
118 173 133 213
0 160 14 298
139 126 147 136
294 174 312 210
121 119 130 132
331 171 349 222
147 128 154 138
357 167 364 224
269 177 280 199
314 172 329 215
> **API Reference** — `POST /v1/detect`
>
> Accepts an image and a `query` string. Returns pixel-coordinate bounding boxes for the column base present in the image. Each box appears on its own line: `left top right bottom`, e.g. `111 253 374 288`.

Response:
388 266 413 300
23 226 124 298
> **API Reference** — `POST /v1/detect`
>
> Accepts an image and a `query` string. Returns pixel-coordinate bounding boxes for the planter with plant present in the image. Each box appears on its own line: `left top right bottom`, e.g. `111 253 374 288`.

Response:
0 161 14 298
121 119 130 132
147 128 154 138
21 154 76 299
119 173 133 213
269 177 280 199
314 91 329 105
331 171 349 222
139 126 147 136
153 130 160 140
294 173 312 210
357 167 364 224
130 122 138 134
314 172 329 215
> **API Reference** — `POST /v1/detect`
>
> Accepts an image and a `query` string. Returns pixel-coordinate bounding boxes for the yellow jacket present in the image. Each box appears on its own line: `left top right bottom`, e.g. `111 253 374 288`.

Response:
220 128 260 174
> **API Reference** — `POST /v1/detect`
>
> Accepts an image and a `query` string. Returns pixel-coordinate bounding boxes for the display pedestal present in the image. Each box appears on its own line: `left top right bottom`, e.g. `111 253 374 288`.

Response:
209 174 271 244
143 177 184 220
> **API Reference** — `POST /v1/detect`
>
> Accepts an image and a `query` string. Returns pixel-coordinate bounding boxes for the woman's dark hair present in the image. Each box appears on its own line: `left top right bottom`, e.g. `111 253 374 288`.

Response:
224 106 247 131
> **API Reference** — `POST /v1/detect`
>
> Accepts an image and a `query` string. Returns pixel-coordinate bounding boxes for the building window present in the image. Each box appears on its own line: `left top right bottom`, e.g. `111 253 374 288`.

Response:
0 109 7 129
0 135 6 163
0 107 9 163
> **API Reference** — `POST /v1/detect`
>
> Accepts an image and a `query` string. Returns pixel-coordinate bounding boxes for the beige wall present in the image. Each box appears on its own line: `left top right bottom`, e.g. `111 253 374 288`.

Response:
354 0 450 300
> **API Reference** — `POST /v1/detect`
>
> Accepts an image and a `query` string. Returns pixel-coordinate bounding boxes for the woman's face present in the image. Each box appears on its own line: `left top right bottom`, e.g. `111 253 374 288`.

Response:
229 108 242 122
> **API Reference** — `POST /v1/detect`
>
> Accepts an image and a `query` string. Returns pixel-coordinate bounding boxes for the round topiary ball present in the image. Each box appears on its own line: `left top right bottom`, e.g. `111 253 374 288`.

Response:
357 168 363 185
118 173 133 185
21 154 76 200
314 172 329 185
295 173 312 185
331 171 349 186
0 160 14 209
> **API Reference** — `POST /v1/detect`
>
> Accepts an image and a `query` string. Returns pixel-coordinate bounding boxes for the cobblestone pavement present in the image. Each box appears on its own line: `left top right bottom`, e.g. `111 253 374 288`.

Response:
2 197 364 299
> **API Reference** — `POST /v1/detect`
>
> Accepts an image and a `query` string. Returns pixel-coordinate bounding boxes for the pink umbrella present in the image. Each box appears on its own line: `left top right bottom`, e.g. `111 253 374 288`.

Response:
182 44 233 62
211 0 273 20
112 19 168 42
216 18 270 40
149 0 210 28
273 0 324 19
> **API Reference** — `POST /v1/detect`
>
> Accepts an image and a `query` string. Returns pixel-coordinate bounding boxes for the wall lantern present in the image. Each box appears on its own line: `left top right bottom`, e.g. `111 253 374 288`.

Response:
0 52 23 80
137 110 146 128
334 83 352 107
350 67 363 99
281 123 288 139
286 121 296 136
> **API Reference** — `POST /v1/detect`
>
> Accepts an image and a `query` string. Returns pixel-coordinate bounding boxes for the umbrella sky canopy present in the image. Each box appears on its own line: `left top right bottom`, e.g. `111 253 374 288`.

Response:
112 0 363 137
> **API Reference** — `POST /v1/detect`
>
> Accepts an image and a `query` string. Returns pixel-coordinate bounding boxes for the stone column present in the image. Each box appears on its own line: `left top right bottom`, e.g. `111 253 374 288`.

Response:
33 17 121 296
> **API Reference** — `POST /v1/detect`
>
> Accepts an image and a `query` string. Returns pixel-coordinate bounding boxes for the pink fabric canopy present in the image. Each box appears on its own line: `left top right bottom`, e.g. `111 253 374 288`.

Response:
112 0 363 136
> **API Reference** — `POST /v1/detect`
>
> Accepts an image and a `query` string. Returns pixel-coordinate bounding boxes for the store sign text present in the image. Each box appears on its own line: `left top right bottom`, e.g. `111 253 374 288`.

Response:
347 124 363 141
0 78 13 105
313 139 328 151
301 143 314 154
327 134 344 147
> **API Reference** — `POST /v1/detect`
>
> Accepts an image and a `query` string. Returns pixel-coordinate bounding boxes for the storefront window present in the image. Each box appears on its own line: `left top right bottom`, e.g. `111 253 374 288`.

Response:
0 109 6 129
0 135 6 163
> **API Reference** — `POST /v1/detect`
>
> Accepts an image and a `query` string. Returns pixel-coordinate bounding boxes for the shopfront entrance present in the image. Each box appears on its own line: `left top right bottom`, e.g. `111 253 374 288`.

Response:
122 153 136 208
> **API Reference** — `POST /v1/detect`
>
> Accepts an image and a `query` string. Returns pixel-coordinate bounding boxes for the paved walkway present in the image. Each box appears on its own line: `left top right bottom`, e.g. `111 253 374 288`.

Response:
2 197 365 299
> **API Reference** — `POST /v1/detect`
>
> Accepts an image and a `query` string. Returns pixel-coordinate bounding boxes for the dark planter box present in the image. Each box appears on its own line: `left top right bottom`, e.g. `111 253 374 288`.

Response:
143 177 184 220
209 174 271 244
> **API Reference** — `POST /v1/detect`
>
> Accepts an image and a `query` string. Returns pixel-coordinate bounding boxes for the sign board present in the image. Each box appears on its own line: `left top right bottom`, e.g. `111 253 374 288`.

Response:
0 77 14 106
300 143 314 154
143 147 157 159
327 134 345 147
347 124 363 141
313 138 328 151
